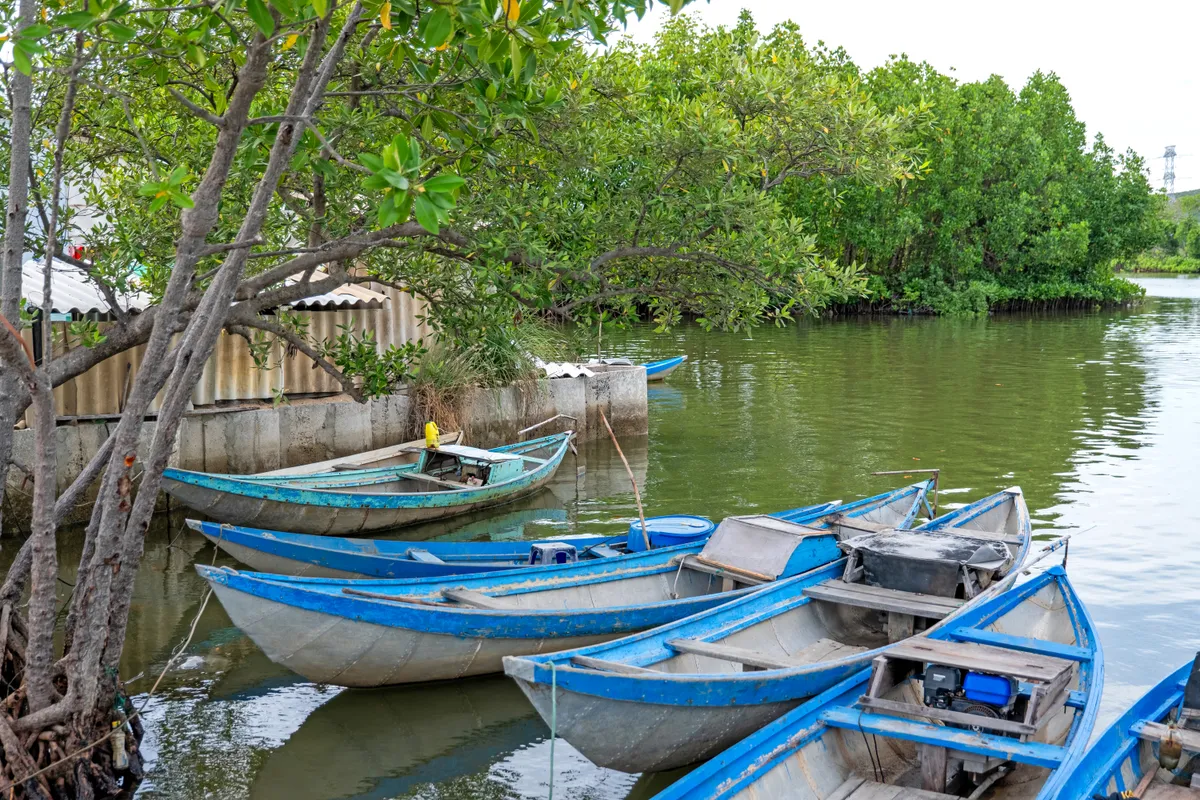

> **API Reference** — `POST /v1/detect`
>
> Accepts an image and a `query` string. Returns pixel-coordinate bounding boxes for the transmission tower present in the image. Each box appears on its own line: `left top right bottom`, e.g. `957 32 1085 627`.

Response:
1164 145 1177 194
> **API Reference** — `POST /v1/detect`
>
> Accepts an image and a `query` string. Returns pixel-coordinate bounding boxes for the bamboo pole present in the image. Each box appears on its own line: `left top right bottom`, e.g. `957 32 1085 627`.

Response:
599 409 649 550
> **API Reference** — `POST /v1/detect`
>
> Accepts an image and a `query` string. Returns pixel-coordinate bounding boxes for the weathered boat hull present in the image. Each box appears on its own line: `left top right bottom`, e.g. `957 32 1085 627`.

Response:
644 355 687 381
199 482 932 687
207 580 613 685
651 565 1102 799
504 488 1032 774
191 514 718 579
164 433 572 535
1048 658 1193 799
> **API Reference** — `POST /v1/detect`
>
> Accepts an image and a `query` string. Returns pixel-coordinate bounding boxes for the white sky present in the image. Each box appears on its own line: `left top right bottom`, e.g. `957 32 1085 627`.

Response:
623 0 1200 193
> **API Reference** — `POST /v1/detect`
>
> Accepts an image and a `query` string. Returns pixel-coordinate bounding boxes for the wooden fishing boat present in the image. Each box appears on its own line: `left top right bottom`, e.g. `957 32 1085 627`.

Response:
644 355 687 381
190 514 720 579
163 433 573 535
503 488 1033 773
651 563 1101 800
195 481 932 687
1050 654 1200 800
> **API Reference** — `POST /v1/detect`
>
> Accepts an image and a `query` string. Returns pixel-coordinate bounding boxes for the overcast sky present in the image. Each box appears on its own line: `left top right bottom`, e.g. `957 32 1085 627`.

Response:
623 0 1199 193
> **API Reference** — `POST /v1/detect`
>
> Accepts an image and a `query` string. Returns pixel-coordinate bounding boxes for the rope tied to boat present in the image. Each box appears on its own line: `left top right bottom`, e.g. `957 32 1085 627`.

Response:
548 660 557 800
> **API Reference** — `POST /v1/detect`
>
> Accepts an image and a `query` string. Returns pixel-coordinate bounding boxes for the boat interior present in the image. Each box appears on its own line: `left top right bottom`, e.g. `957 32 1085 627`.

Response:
294 439 563 495
721 575 1087 800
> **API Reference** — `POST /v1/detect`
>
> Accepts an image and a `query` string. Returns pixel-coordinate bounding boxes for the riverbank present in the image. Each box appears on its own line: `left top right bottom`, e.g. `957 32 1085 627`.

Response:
1119 254 1200 274
2 365 648 527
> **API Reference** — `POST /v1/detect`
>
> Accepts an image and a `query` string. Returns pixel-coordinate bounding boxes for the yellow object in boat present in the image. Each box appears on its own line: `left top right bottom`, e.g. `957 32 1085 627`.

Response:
424 421 440 448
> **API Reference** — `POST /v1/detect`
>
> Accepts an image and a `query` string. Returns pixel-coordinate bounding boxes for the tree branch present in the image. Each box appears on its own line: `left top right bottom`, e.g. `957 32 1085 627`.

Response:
167 87 225 128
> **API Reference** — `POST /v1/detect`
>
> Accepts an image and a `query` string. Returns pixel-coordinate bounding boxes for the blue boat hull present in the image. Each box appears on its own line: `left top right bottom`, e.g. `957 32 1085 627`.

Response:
163 433 573 535
651 565 1102 798
644 355 687 381
195 485 931 686
193 514 718 579
1049 659 1194 799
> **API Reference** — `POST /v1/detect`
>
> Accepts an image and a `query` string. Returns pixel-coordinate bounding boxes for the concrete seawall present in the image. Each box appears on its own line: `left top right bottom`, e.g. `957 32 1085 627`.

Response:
3 366 648 527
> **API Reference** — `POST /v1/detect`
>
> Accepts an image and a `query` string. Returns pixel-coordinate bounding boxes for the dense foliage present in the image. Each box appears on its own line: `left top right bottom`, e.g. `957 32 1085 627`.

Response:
786 53 1159 313
1129 191 1200 273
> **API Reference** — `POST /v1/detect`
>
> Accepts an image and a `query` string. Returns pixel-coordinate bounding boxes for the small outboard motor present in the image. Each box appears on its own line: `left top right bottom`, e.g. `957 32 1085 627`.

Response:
924 664 1020 727
528 542 578 566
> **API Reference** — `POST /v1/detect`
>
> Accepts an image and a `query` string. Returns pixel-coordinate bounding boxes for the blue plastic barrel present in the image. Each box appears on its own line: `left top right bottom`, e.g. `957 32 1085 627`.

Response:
625 514 716 552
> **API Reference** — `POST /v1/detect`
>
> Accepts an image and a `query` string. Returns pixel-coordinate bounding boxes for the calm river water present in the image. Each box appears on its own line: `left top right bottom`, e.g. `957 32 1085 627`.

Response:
110 275 1200 798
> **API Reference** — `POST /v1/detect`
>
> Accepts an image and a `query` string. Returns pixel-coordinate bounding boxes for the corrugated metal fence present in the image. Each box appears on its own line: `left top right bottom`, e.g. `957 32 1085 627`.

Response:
23 290 432 418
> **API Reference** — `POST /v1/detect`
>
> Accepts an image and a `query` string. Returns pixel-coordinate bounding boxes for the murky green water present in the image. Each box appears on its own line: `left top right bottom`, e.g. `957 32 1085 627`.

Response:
107 275 1200 798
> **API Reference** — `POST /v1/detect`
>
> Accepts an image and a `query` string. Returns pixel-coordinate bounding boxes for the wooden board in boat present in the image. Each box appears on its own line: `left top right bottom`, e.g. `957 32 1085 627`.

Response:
829 777 956 799
803 580 964 619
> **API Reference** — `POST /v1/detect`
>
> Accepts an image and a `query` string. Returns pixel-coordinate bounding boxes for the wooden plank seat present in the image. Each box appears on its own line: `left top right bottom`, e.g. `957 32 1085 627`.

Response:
885 638 1074 685
440 588 513 610
828 777 957 800
587 545 622 558
803 580 965 619
406 548 446 564
570 655 657 675
821 708 1068 769
1132 721 1200 754
673 555 768 585
665 637 867 671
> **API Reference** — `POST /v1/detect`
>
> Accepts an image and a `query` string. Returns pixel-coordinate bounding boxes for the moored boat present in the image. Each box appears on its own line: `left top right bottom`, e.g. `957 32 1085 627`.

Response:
163 433 573 535
503 487 1032 773
1049 654 1200 799
644 355 687 381
650 562 1100 800
195 481 932 686
190 514 720 579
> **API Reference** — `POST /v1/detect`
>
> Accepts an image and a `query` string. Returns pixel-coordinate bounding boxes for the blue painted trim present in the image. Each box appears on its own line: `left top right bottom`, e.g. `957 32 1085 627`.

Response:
820 708 1067 768
948 628 1093 662
164 433 572 510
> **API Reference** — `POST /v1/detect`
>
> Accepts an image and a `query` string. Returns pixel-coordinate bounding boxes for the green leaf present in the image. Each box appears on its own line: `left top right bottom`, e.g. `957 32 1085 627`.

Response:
379 168 409 190
169 190 195 209
11 46 32 76
245 0 275 37
390 134 411 165
414 195 440 233
149 195 169 213
358 153 385 172
311 0 327 18
21 23 51 39
422 174 465 192
106 21 137 41
421 8 452 48
377 193 398 226
56 11 96 29
363 173 392 191
509 37 523 78
394 192 414 225
168 165 189 186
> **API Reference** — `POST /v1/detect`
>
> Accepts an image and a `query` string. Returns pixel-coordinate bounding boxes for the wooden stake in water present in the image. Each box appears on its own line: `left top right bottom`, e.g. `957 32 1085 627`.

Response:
599 408 650 550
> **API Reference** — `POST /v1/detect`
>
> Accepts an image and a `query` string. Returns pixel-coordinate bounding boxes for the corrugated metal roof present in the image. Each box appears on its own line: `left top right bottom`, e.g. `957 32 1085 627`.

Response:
21 258 151 315
22 258 390 315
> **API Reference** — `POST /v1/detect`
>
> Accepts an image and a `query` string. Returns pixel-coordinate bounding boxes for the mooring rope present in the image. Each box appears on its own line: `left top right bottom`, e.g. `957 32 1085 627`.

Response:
548 660 557 800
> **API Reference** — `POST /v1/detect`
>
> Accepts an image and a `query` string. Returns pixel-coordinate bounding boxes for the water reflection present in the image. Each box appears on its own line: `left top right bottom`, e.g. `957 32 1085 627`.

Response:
110 290 1200 798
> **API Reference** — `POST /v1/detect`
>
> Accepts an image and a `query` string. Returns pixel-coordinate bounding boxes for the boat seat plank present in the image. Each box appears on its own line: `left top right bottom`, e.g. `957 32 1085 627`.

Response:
1132 721 1200 754
803 580 964 619
827 777 867 800
588 545 622 558
821 708 1067 768
674 555 767 585
885 638 1073 684
947 628 1091 662
665 637 868 670
441 588 512 610
406 548 446 564
665 639 796 670
570 655 658 675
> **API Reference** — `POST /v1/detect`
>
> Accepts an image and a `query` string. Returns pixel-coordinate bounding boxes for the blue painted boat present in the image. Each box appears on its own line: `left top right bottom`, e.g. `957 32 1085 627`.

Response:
195 481 932 686
503 487 1032 773
644 355 687 381
163 433 573 535
190 514 719 579
1049 656 1200 799
651 563 1101 800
